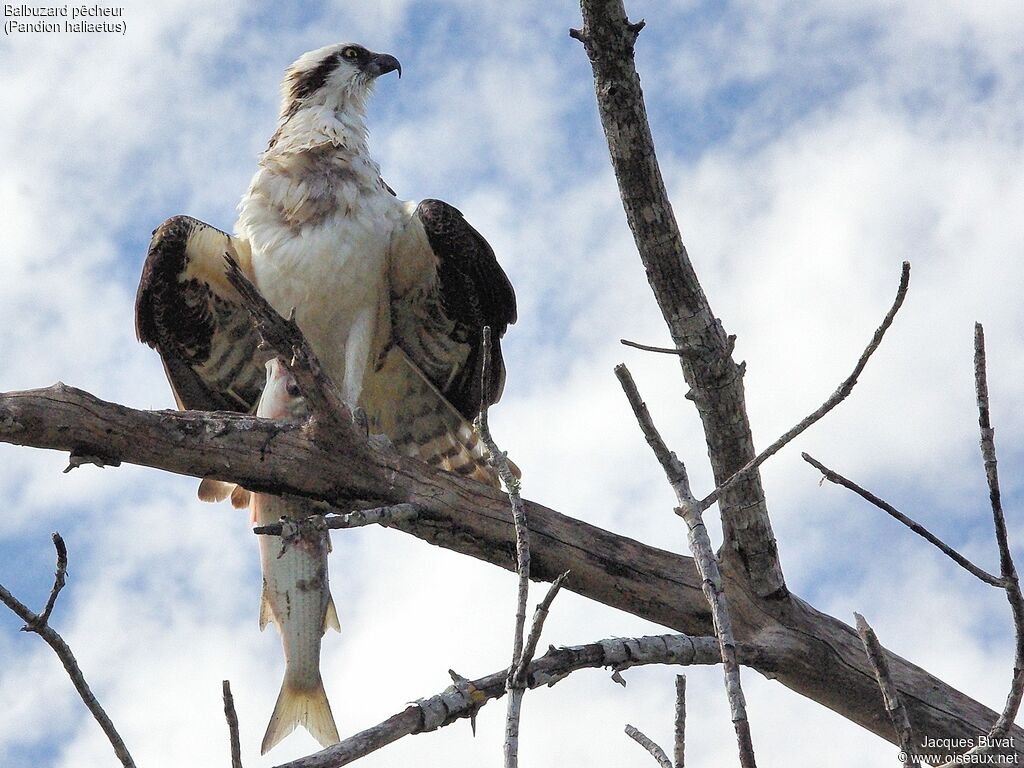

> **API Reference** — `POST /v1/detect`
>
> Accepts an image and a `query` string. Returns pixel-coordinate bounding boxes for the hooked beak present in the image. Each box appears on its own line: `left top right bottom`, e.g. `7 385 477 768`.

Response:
365 52 402 79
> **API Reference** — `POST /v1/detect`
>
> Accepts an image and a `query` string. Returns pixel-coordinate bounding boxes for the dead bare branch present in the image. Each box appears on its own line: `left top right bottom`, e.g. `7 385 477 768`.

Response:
253 503 418 536
622 674 687 768
625 724 674 768
803 324 1024 763
223 680 243 768
513 571 570 685
620 338 688 356
475 325 532 768
1 382 1019 755
674 675 686 768
0 535 136 768
615 363 757 768
32 531 68 628
801 453 1002 586
700 261 911 512
573 0 784 598
854 613 920 768
973 323 1024 737
612 365 690 498
223 253 357 444
274 634 752 768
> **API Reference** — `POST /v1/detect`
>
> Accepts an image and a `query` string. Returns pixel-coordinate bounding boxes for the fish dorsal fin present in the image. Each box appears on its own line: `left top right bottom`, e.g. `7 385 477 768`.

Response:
259 586 275 631
323 594 341 634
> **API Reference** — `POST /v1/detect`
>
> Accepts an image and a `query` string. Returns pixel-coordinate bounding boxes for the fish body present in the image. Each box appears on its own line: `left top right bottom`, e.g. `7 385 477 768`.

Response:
254 358 342 754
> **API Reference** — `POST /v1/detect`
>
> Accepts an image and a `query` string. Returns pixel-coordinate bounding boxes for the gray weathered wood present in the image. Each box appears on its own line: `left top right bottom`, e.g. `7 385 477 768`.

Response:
0 384 1019 760
571 0 785 598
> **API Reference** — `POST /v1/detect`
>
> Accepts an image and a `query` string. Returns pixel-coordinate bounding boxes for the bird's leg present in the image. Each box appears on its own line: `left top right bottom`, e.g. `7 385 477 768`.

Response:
342 308 376 417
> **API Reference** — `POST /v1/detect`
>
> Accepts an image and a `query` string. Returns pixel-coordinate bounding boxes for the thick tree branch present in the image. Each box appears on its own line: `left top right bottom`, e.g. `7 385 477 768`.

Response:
573 0 784 598
274 634 746 768
0 384 1019 759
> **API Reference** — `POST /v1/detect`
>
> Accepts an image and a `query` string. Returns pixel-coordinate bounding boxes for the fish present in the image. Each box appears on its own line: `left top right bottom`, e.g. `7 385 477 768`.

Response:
252 357 342 754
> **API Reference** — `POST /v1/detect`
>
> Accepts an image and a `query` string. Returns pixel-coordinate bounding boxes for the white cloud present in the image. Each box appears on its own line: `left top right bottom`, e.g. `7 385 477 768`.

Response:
3 1 1024 765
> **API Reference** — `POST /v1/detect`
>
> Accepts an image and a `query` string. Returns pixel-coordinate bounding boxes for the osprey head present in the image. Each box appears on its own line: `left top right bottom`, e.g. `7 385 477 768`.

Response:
280 43 401 119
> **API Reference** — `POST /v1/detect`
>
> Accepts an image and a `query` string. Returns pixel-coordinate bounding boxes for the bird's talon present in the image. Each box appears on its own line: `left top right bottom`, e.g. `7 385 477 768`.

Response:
351 407 370 438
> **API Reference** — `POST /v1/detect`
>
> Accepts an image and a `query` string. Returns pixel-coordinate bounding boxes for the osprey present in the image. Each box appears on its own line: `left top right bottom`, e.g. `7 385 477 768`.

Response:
135 43 517 491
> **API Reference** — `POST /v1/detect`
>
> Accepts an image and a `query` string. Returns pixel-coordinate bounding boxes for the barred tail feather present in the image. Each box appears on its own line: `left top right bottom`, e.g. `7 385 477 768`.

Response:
362 346 517 487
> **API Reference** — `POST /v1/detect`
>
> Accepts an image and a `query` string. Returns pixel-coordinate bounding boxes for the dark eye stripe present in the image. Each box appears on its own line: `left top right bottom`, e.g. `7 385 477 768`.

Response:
283 45 372 123
290 53 343 101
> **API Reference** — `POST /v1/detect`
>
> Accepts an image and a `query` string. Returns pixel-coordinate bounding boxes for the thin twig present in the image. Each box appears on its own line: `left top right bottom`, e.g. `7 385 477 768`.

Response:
254 504 418 536
620 338 688 356
0 536 136 768
854 613 919 768
973 323 1024 737
32 532 68 628
223 680 243 768
513 571 570 684
805 327 1024 766
679 501 756 768
700 261 910 512
625 725 674 768
474 325 530 768
674 674 686 768
274 633 754 768
802 453 1003 587
613 365 691 498
616 363 757 768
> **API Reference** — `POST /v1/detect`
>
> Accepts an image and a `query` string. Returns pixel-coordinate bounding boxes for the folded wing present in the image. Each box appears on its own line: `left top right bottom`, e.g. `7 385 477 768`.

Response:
135 215 269 413
378 199 518 484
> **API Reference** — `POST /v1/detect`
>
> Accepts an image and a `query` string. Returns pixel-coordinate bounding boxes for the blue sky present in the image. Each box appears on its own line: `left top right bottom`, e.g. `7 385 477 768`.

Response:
2 1 1024 765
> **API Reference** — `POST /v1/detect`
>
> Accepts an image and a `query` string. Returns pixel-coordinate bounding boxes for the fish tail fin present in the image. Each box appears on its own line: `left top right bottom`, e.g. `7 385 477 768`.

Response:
261 676 340 754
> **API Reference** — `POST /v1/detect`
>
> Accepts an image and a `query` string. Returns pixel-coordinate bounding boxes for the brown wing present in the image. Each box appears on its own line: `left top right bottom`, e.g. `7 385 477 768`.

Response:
136 215 269 413
390 199 517 420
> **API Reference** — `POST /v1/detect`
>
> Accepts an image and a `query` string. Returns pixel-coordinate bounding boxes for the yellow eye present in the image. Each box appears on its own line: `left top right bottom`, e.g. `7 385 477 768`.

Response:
342 47 359 60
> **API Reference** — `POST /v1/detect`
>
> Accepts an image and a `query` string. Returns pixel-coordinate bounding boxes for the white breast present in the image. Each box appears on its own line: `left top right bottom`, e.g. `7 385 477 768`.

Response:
236 142 407 403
